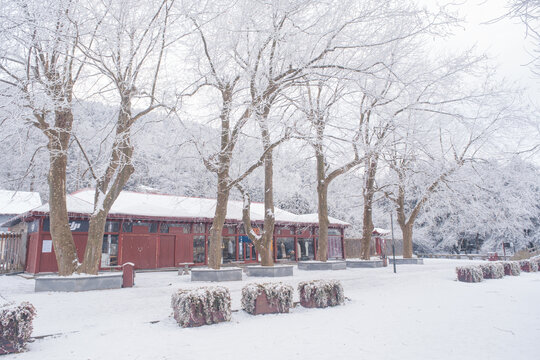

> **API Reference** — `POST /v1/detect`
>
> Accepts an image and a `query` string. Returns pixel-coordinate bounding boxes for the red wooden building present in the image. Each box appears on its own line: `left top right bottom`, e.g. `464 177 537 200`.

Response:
2 189 348 274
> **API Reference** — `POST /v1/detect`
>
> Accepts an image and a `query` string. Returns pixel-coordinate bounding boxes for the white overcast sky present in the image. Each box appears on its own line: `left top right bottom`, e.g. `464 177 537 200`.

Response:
449 0 539 101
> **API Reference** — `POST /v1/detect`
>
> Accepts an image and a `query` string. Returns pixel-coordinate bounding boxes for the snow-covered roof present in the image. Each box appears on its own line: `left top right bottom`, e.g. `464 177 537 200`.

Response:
295 213 349 226
373 228 391 236
0 190 42 215
25 189 348 226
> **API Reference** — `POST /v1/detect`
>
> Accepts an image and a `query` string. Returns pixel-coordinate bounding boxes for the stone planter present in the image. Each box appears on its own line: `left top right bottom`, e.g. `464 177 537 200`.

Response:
388 258 424 265
253 292 288 315
245 265 293 277
171 286 231 327
346 259 383 268
297 260 346 271
298 279 344 308
241 283 293 315
186 305 228 327
191 267 242 282
35 273 123 292
0 338 20 355
456 266 483 283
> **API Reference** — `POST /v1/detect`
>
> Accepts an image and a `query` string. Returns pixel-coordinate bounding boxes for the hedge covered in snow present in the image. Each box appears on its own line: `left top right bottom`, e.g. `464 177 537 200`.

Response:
0 302 36 355
241 282 293 315
519 259 539 272
501 261 521 276
171 286 231 327
480 263 505 279
298 279 344 308
456 266 483 283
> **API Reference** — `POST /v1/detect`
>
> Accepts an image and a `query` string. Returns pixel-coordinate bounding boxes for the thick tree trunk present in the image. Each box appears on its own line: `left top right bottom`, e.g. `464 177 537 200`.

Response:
360 155 378 260
48 110 78 276
81 210 108 273
401 223 414 258
209 180 230 269
316 182 329 262
260 134 275 267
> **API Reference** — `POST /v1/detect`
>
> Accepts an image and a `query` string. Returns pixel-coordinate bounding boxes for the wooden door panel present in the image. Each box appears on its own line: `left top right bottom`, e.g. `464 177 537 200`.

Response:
158 235 175 268
122 235 157 269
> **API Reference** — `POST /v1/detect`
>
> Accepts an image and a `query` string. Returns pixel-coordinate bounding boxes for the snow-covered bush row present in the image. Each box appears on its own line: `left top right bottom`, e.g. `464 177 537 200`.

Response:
171 286 231 327
480 263 505 279
530 256 540 269
0 302 36 354
298 280 344 308
456 266 483 283
241 282 293 315
519 259 539 272
501 261 521 276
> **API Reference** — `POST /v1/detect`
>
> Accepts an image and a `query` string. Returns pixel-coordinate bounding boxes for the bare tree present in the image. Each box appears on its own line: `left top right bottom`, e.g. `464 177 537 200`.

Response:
381 81 514 258
70 0 178 274
292 81 362 261
0 0 92 275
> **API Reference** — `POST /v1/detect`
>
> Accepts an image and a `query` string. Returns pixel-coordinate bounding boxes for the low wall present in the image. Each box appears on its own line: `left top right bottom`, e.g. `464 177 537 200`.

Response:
35 273 123 292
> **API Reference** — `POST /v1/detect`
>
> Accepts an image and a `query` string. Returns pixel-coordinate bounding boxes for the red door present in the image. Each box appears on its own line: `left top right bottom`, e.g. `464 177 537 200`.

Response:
158 235 175 268
174 233 193 265
121 234 157 269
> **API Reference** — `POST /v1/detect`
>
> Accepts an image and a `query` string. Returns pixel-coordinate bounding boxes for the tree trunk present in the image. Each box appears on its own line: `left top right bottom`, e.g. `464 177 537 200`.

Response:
48 110 78 276
401 223 414 258
260 137 275 267
360 155 378 260
208 179 230 269
316 182 329 262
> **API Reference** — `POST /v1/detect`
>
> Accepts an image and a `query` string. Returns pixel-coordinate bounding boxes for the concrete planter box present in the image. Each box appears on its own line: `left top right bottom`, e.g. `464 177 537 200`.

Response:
388 258 424 265
191 267 242 282
35 273 123 292
245 265 293 277
297 260 346 271
346 259 383 268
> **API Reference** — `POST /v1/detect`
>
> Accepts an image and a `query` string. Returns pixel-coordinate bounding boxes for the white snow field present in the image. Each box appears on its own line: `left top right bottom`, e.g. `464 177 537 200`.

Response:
1 259 539 360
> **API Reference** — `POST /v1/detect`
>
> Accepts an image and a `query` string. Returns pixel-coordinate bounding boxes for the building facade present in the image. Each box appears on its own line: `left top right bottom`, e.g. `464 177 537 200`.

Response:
3 189 348 273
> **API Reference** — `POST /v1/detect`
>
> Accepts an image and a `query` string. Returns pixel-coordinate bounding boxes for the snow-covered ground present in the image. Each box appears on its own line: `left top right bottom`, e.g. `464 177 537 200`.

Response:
1 259 539 360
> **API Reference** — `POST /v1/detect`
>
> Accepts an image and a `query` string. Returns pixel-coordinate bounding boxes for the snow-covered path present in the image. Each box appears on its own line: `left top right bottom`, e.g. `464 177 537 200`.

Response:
1 259 538 360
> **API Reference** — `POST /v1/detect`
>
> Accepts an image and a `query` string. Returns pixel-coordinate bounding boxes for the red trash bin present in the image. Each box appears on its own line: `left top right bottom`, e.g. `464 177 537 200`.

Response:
122 262 135 288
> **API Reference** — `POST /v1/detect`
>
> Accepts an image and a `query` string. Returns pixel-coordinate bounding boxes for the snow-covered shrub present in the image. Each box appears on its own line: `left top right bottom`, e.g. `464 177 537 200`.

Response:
456 266 483 283
480 263 505 279
519 259 539 272
298 280 344 308
0 302 36 354
241 282 294 315
501 261 521 276
171 286 231 327
530 256 540 270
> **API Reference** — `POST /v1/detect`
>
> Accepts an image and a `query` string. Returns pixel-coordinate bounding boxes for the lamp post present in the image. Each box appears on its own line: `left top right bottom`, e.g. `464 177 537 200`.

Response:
390 213 396 274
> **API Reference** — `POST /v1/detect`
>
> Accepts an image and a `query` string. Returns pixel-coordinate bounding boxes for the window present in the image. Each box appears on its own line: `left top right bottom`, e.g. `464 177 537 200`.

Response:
122 222 133 233
101 235 118 267
328 228 341 235
222 236 236 263
28 220 39 233
105 221 120 233
276 237 295 260
193 223 205 233
193 236 206 264
225 225 236 234
297 238 315 260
